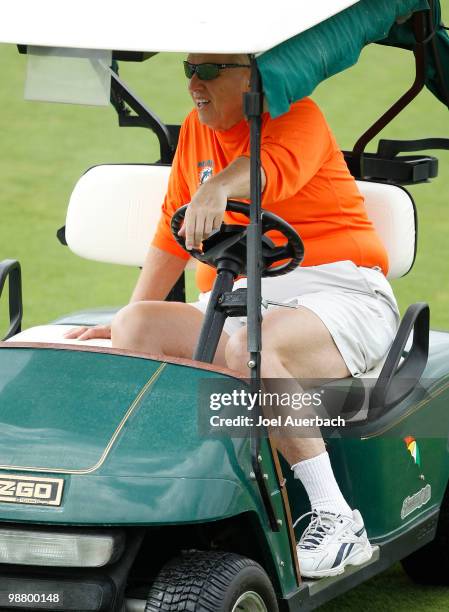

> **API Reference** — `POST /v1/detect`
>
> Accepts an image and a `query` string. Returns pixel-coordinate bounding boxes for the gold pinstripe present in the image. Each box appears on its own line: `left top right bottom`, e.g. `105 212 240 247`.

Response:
0 362 167 475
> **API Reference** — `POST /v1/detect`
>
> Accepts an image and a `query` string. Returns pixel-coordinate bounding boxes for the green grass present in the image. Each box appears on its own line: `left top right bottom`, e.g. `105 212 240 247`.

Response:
320 563 449 611
1 25 449 610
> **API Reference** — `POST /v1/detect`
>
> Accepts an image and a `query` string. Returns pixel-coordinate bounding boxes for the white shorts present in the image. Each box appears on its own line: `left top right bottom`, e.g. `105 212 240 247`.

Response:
191 261 400 376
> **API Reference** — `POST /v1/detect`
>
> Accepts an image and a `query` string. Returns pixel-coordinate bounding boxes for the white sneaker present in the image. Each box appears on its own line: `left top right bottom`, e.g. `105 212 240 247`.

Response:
295 509 373 579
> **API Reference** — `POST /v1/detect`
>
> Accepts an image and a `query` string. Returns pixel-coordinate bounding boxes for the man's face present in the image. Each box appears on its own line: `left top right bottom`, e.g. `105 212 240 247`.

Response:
186 54 250 131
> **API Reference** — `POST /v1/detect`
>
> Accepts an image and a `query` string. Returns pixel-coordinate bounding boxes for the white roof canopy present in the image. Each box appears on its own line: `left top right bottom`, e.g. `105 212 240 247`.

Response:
1 0 359 54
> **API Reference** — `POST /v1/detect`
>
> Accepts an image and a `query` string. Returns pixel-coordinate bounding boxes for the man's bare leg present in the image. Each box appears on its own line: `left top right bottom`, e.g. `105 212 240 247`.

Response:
225 306 352 514
225 306 349 454
224 306 377 579
111 301 229 367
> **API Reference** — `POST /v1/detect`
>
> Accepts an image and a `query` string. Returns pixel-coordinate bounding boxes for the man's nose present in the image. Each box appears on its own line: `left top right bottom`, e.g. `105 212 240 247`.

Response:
188 72 201 91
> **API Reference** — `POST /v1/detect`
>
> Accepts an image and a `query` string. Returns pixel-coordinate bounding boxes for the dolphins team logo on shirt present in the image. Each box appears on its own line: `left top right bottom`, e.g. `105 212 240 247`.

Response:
199 166 213 183
198 159 214 184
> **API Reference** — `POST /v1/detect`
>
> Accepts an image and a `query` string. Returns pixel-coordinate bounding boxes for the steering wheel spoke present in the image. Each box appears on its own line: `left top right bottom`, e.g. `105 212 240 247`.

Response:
263 245 292 263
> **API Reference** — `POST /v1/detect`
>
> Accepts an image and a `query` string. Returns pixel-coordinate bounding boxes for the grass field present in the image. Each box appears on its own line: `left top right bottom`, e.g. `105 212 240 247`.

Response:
1 16 449 611
1 41 449 333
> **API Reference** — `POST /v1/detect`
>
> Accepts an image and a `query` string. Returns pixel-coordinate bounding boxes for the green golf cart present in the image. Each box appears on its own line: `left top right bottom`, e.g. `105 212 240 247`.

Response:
0 0 449 610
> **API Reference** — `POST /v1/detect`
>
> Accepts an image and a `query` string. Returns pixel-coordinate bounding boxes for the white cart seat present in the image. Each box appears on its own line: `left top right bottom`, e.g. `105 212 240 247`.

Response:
65 164 172 266
356 180 416 279
64 165 416 279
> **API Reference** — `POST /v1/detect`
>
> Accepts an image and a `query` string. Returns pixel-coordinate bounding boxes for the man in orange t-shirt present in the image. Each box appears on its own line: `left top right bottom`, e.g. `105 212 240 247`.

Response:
67 53 399 578
152 97 389 293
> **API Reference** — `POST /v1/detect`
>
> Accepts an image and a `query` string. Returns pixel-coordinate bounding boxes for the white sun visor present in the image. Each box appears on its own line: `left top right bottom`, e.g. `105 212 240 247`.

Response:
0 0 360 54
25 47 112 105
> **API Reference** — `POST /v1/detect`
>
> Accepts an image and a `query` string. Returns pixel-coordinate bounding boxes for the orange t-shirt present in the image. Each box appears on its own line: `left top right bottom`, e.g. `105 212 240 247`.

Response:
152 98 388 292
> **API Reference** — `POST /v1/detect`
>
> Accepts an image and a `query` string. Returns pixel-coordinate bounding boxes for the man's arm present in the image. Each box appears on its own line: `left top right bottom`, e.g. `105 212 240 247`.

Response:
208 156 266 199
130 246 187 302
180 156 266 250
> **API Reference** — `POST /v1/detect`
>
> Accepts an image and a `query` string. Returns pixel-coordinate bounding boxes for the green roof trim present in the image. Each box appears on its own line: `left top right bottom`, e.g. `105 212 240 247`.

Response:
257 0 432 118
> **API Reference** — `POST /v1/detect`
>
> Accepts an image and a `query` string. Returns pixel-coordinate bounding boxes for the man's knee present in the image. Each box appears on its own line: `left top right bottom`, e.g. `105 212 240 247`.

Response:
225 329 250 373
111 301 150 346
225 327 283 374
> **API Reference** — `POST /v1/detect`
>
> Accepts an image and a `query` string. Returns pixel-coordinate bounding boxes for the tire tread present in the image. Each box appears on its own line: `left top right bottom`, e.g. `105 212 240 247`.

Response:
145 551 277 612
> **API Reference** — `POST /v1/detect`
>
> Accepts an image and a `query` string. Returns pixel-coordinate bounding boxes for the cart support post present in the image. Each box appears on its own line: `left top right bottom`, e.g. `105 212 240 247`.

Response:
244 57 263 380
243 66 302 587
244 59 281 534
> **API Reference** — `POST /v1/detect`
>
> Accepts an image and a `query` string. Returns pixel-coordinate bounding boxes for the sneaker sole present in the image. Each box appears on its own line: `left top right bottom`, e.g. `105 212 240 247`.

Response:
300 541 374 579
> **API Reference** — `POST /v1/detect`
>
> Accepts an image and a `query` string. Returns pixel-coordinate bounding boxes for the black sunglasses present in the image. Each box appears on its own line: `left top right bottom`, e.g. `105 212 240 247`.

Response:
183 61 251 81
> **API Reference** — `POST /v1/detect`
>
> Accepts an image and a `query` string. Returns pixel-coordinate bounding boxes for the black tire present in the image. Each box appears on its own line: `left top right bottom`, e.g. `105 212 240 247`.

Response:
145 550 279 612
401 485 449 585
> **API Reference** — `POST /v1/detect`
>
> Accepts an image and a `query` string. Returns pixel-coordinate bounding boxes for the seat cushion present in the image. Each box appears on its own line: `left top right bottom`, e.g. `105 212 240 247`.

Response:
7 325 112 347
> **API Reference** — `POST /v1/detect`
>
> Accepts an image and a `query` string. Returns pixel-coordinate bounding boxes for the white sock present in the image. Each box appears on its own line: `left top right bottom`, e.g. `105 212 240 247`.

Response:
292 451 352 517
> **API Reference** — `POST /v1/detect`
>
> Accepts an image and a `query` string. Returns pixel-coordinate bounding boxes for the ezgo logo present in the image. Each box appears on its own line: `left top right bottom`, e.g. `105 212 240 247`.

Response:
0 474 64 506
404 436 421 467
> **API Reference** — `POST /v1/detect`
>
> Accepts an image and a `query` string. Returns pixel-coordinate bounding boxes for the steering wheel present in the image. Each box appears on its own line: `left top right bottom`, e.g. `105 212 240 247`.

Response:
171 200 304 277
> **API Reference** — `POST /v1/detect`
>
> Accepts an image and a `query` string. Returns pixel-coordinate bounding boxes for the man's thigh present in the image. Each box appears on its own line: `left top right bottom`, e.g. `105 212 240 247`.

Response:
261 306 351 380
113 301 230 367
261 285 398 378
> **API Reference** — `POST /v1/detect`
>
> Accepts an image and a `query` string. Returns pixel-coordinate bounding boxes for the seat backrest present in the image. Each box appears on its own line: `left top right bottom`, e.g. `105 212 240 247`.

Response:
66 165 417 279
356 180 416 279
66 164 171 266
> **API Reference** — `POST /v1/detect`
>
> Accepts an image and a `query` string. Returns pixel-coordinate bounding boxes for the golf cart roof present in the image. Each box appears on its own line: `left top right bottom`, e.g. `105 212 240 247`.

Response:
2 0 448 118
1 1 360 54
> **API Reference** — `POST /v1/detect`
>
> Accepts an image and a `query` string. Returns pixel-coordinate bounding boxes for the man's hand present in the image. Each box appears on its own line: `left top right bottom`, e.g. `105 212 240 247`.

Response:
63 325 111 341
178 180 227 250
177 156 266 251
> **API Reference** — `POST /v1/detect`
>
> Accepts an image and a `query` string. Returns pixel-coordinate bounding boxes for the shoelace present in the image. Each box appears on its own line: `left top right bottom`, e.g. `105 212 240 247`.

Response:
293 510 340 549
